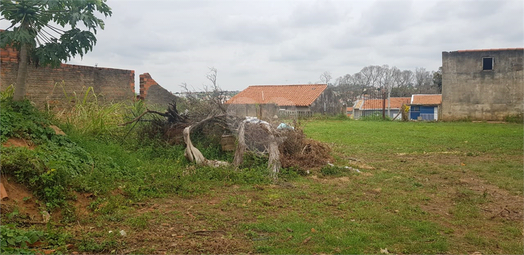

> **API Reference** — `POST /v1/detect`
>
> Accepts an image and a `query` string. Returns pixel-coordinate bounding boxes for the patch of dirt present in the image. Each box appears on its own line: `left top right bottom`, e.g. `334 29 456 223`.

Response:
395 152 523 253
73 192 95 218
64 186 263 254
408 153 524 222
310 175 352 186
49 125 66 136
2 137 36 150
0 176 43 222
455 177 522 221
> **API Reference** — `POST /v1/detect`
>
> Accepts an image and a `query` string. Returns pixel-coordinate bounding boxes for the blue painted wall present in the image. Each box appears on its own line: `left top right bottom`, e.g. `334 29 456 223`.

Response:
410 106 436 120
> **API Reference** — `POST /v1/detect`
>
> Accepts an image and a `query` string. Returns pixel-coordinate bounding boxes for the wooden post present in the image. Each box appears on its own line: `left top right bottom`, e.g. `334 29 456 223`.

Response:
382 89 386 120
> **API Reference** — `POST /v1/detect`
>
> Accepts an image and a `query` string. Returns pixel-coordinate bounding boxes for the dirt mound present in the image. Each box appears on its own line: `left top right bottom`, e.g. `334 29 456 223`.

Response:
0 176 43 222
2 137 35 150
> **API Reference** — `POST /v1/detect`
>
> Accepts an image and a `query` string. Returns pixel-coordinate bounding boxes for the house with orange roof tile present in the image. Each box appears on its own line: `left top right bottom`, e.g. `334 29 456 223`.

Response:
225 84 340 118
441 48 523 121
352 97 411 120
346 107 353 118
409 94 442 121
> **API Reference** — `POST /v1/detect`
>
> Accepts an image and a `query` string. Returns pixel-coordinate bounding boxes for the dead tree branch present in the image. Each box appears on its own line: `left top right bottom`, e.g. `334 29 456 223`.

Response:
119 102 186 127
233 121 247 167
119 109 167 126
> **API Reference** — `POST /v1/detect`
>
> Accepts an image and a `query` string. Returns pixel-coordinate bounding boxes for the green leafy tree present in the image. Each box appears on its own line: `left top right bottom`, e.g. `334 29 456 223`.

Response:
0 0 112 101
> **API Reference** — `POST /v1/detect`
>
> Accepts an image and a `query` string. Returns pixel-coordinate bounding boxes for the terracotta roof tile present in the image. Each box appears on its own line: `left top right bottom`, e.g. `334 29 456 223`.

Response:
411 94 442 105
355 97 410 110
225 84 327 107
354 99 365 109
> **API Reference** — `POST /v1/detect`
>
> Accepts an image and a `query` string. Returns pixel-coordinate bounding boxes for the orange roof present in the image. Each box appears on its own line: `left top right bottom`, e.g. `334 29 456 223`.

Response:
355 97 410 110
411 94 442 105
225 84 327 107
346 107 353 112
353 99 364 109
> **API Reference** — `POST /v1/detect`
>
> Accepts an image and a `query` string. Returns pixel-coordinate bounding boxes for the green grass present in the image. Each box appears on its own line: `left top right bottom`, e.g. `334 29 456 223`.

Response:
304 120 522 156
303 119 523 194
241 182 449 254
1 95 522 254
297 119 523 254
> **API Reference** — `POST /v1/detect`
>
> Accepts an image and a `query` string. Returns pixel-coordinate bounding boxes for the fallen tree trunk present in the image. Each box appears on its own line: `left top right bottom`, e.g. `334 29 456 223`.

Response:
232 120 280 179
183 125 229 167
263 122 281 179
233 121 246 167
183 126 207 164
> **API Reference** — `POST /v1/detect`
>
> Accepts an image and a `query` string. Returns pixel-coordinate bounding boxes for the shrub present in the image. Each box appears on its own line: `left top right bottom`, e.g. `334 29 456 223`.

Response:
0 98 55 143
360 112 391 121
504 113 523 123
0 224 43 254
1 96 93 209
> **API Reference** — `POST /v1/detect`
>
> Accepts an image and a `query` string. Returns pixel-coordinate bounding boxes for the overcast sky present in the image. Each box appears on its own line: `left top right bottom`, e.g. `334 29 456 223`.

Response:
42 0 524 92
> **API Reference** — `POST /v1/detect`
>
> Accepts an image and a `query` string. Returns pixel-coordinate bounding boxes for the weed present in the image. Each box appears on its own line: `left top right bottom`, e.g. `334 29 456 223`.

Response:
360 112 392 121
0 224 43 254
78 237 119 253
504 113 523 123
320 165 351 177
0 98 55 143
125 214 151 230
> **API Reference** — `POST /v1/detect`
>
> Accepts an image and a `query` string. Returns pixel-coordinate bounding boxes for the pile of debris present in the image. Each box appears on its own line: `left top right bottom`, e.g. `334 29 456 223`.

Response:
123 101 332 179
278 128 332 171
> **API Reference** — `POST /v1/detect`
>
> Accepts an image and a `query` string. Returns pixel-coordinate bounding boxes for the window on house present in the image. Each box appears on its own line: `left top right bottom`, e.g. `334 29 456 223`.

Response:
412 106 420 111
483 57 493 70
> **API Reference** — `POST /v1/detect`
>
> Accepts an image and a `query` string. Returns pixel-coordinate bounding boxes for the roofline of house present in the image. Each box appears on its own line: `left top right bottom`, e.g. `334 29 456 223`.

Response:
444 48 524 53
225 102 310 107
410 94 442 105
408 103 441 106
246 84 327 87
358 107 404 110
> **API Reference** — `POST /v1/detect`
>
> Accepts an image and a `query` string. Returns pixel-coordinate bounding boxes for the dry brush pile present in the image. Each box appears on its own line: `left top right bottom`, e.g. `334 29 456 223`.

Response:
124 100 332 178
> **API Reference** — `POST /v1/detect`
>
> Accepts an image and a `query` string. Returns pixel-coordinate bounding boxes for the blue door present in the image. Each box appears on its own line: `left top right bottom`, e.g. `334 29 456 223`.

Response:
410 106 420 120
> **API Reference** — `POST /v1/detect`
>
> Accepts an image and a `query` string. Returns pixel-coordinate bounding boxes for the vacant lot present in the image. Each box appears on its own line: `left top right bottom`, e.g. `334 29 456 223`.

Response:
2 119 523 254
303 120 523 254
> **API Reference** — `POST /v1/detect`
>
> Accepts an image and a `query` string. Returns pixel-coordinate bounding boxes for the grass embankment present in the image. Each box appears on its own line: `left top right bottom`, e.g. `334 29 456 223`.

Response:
1 94 522 254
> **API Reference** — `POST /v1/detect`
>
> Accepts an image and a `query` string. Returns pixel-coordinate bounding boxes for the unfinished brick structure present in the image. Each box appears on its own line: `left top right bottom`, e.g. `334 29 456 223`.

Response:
441 48 524 121
1 46 135 106
139 73 177 108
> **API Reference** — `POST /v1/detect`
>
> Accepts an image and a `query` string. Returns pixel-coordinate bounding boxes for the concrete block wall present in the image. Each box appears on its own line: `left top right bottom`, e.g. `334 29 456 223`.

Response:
1 46 135 106
441 48 524 121
226 103 278 119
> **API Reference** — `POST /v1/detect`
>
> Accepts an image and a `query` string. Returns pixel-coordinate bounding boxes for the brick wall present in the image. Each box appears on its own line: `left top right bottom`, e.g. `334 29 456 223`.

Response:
139 73 177 108
1 46 135 106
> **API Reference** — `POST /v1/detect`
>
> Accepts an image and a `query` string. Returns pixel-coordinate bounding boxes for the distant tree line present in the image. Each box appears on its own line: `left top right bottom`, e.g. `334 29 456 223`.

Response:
325 65 442 106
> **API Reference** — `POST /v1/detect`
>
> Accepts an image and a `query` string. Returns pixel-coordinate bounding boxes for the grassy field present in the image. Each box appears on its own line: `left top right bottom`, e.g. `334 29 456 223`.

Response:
1 99 523 254
301 120 523 253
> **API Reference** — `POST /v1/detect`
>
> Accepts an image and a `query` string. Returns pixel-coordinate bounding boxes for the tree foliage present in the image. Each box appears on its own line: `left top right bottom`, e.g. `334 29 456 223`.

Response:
333 65 441 106
0 0 112 100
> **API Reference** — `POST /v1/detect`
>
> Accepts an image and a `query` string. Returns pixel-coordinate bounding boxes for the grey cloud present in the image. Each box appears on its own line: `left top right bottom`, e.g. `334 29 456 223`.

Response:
215 16 288 45
288 0 348 28
269 40 326 62
9 0 519 93
357 0 415 36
